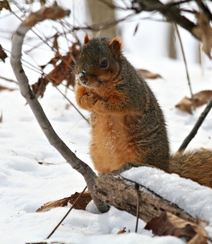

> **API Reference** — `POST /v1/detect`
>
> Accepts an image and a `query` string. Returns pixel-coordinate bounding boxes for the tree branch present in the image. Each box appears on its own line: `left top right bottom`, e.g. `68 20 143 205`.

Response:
178 97 212 152
94 173 198 223
126 0 201 40
139 0 197 32
10 2 109 213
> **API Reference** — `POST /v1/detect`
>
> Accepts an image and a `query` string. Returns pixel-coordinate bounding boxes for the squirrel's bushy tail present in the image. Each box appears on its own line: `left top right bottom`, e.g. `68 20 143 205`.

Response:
169 150 212 188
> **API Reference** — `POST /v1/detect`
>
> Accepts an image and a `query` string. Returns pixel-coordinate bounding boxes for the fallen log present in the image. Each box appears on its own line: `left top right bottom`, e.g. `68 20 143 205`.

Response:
94 173 197 224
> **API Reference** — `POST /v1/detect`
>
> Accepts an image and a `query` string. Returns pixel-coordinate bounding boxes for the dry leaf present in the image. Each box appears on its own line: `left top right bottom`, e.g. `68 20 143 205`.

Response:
117 227 126 234
32 43 80 97
137 69 162 79
36 197 71 212
67 191 92 209
0 0 11 11
175 96 193 114
32 54 73 97
167 213 208 236
52 34 59 54
36 191 92 212
0 45 8 62
31 77 48 98
145 212 196 239
46 53 74 86
0 84 15 91
192 12 212 58
145 212 208 243
187 234 208 244
175 90 212 114
193 90 212 106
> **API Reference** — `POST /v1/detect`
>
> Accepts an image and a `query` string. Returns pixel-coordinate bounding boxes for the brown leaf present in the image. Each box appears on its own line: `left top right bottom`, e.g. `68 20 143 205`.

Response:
36 191 92 212
137 69 162 79
36 197 71 212
0 84 15 91
52 34 59 54
175 96 193 114
192 90 212 107
0 0 11 11
175 90 212 114
32 43 80 97
31 77 48 98
145 212 192 238
46 54 73 86
187 234 208 244
145 212 208 243
192 12 212 58
0 45 8 62
117 227 126 234
168 213 208 244
68 191 92 209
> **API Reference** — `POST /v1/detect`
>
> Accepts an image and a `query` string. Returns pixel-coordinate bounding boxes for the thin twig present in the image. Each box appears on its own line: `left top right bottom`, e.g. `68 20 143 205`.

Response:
54 86 89 124
178 97 212 152
0 76 18 84
46 186 87 239
135 183 140 233
174 23 195 111
198 42 204 76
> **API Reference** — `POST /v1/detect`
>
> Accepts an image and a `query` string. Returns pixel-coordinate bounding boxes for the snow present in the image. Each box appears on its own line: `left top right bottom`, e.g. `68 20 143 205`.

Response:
1 1 212 243
1 57 212 244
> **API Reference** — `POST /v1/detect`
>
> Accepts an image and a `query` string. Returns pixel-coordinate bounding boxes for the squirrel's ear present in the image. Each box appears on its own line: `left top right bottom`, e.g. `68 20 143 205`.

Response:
109 37 122 58
84 33 91 44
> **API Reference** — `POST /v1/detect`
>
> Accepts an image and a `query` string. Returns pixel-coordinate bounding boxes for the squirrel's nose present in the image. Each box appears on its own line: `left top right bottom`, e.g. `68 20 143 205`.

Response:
79 70 88 84
79 70 86 78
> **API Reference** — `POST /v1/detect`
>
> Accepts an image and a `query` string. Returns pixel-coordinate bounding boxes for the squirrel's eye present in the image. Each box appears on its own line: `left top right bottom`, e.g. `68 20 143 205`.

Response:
100 59 108 68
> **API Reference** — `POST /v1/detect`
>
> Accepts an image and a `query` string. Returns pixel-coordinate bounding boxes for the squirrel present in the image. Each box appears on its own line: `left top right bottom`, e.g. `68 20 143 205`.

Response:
75 34 212 188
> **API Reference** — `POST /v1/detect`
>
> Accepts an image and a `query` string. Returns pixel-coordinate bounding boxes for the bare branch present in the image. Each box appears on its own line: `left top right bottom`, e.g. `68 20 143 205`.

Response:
174 24 195 111
178 97 212 152
10 2 108 213
135 0 197 35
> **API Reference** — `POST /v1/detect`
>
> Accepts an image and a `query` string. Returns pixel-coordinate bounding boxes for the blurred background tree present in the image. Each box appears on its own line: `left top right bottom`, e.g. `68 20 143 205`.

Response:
86 0 117 38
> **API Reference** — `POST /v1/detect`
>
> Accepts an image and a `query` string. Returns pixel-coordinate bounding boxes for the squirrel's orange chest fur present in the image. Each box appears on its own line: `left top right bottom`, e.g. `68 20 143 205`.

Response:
75 80 140 172
89 112 138 172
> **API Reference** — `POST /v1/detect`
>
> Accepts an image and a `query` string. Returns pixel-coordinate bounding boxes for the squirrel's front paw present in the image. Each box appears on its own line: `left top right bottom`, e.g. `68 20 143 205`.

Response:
79 92 99 110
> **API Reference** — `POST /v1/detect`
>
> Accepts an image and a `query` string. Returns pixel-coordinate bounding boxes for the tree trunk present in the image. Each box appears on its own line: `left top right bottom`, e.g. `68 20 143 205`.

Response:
86 0 117 38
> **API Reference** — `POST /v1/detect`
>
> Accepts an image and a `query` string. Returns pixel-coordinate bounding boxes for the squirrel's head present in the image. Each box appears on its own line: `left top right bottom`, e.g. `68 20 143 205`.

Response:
77 34 123 88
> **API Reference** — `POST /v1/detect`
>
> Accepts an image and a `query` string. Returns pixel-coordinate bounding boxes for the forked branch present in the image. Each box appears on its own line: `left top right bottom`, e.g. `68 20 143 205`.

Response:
10 2 109 213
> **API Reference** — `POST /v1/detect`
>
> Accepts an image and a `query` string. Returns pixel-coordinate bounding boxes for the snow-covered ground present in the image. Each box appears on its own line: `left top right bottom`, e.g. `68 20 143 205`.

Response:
1 54 212 244
0 1 212 244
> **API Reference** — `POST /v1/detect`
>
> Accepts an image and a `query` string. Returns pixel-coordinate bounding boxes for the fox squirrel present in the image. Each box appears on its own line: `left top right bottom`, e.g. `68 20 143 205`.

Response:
75 34 212 188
